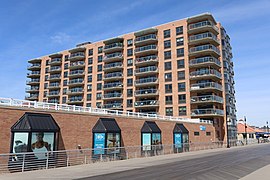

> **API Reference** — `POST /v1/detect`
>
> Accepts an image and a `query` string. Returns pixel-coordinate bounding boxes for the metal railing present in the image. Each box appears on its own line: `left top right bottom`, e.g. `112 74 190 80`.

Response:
189 44 220 55
49 58 62 64
189 56 221 66
135 100 159 107
69 52 85 58
27 64 41 69
135 66 158 74
0 142 232 174
0 97 211 124
104 43 123 50
189 32 218 42
103 82 123 89
104 62 123 69
190 82 222 91
190 69 222 79
135 77 158 85
188 20 218 32
135 89 158 95
103 53 123 60
135 55 158 64
103 103 123 109
135 45 157 53
103 93 122 99
190 95 223 104
191 109 224 116
135 34 157 43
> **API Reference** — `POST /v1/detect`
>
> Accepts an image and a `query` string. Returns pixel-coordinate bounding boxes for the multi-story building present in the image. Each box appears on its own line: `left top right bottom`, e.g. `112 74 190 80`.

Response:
25 13 237 142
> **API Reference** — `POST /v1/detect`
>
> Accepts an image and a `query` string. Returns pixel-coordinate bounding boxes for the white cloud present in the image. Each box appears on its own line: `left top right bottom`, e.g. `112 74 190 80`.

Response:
50 32 72 44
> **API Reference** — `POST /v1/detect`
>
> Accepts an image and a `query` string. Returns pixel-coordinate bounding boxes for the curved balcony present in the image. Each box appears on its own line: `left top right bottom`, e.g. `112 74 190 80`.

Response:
189 44 220 58
103 62 123 72
68 70 85 78
27 63 41 70
135 66 158 76
49 66 62 73
189 56 221 68
28 58 41 63
69 52 85 61
103 53 123 63
25 87 39 93
191 108 224 117
69 61 85 70
25 94 39 101
103 82 123 90
68 79 84 87
190 69 222 80
27 71 40 78
135 34 158 46
190 95 223 104
48 83 60 89
135 89 158 97
188 20 219 34
103 72 123 81
135 55 158 66
135 45 157 56
49 58 62 65
135 77 158 87
48 74 61 81
103 103 123 110
26 79 40 85
103 43 123 53
47 91 60 98
67 88 84 95
103 93 123 100
190 82 222 92
189 32 220 46
134 100 159 108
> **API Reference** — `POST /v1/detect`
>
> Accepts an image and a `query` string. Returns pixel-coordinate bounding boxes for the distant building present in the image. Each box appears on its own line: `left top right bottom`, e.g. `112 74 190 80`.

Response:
237 119 264 143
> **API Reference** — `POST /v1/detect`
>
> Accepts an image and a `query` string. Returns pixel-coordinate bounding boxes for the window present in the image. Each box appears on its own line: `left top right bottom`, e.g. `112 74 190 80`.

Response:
165 96 173 105
97 83 102 90
96 93 102 100
127 78 133 86
177 48 184 57
177 59 185 69
86 103 91 107
176 37 184 46
166 107 173 116
127 58 133 66
62 96 67 103
194 132 200 136
98 46 103 54
63 71 67 78
64 55 69 61
164 29 171 38
46 60 49 66
127 68 133 76
98 55 103 63
45 75 48 81
88 49 93 56
165 84 172 93
127 89 133 97
164 40 171 49
97 64 102 72
87 94 92 101
64 63 68 70
127 48 133 56
127 39 133 46
178 94 186 104
44 83 48 89
43 91 47 97
206 132 211 136
179 106 187 116
88 57 93 64
96 102 102 108
45 67 49 73
63 88 67 95
97 73 102 81
164 51 171 60
127 99 133 107
88 75 92 82
164 62 172 70
87 84 92 92
63 80 68 86
165 73 172 82
176 26 183 35
88 66 92 73
177 71 185 80
178 82 185 92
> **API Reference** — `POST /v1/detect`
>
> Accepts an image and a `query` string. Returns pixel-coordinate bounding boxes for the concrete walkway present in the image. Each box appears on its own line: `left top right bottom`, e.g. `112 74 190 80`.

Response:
1 143 269 180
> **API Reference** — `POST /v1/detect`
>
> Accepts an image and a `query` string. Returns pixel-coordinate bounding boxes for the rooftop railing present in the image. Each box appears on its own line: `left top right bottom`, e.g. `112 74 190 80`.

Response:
27 64 41 69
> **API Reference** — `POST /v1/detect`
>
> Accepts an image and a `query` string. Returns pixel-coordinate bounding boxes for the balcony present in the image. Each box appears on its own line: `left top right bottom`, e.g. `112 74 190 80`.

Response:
49 58 62 65
69 61 85 70
135 34 157 46
103 82 123 90
69 52 85 61
26 79 40 85
135 77 158 87
189 32 219 46
27 63 41 70
47 91 60 98
103 62 123 72
103 52 123 63
25 94 39 100
135 89 158 97
190 95 223 104
103 103 123 109
103 72 123 81
188 20 219 34
135 55 158 66
25 87 39 93
48 99 59 104
135 45 157 56
28 58 41 63
103 93 123 100
190 69 222 80
48 83 60 89
49 66 62 73
189 56 221 68
135 66 158 76
48 74 61 81
189 44 220 58
190 82 222 92
68 70 85 78
27 71 40 78
134 100 159 108
103 43 123 53
67 97 83 104
67 88 84 95
191 108 224 117
68 79 84 87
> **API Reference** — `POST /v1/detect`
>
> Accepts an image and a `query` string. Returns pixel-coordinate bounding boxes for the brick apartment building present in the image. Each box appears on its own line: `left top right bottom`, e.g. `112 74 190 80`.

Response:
25 13 237 142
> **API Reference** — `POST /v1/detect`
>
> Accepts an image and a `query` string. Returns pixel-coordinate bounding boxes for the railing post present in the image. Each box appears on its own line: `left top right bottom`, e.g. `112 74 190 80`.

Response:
55 103 58 110
66 155 69 167
46 152 49 169
22 154 25 172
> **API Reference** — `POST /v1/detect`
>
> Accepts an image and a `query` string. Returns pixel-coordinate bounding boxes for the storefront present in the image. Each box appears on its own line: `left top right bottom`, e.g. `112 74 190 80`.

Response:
141 121 162 152
173 123 189 152
92 118 121 155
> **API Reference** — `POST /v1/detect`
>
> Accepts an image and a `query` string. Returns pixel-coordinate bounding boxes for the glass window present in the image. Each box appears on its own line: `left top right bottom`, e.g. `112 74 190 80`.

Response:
88 66 92 73
63 88 67 95
45 67 49 73
165 84 172 93
97 83 102 90
206 132 211 136
166 107 173 116
179 106 187 116
88 49 93 56
127 48 133 56
98 55 103 63
96 93 102 100
178 94 186 104
194 132 200 136
88 57 93 64
87 94 92 101
177 59 185 69
45 75 48 81
164 51 171 60
127 68 133 76
178 82 185 92
127 99 133 107
127 89 133 97
46 60 49 66
176 26 183 35
127 39 133 46
164 62 171 70
62 96 66 103
98 46 103 54
64 71 68 78
164 29 171 38
107 133 120 153
127 58 133 66
88 75 92 82
13 132 28 153
165 95 173 105
97 65 102 72
64 63 68 70
165 72 172 82
152 133 161 145
127 78 133 86
86 103 91 107
64 55 69 61
177 71 185 80
176 37 184 46
31 132 54 159
177 48 184 57
142 133 151 150
87 84 92 92
63 80 68 86
164 40 171 49
97 74 102 81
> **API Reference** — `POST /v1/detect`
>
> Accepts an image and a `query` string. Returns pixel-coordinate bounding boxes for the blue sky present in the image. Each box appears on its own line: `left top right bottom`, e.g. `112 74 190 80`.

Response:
0 0 269 127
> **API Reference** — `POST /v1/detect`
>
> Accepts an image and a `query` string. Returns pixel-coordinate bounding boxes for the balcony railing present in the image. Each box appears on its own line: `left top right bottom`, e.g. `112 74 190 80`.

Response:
68 79 84 85
25 94 39 100
103 103 123 109
104 72 123 80
69 52 85 60
135 55 158 65
67 88 84 95
135 45 157 53
135 89 158 96
135 34 157 45
26 79 40 84
188 20 218 33
48 99 59 104
135 77 158 85
27 71 40 77
190 82 222 91
69 61 85 69
135 100 159 107
189 56 221 67
103 53 123 62
191 109 224 116
48 83 60 88
48 91 60 97
135 66 158 75
189 44 220 56
103 62 123 70
68 97 83 103
69 70 85 77
190 95 223 104
49 58 62 65
190 69 222 79
103 43 123 53
25 87 39 92
27 64 41 70
49 66 61 72
103 93 122 99
189 32 219 44
103 82 123 89
48 74 61 81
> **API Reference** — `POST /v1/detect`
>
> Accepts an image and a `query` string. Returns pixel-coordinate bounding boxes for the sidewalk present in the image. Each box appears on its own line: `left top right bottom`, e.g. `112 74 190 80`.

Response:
240 164 270 180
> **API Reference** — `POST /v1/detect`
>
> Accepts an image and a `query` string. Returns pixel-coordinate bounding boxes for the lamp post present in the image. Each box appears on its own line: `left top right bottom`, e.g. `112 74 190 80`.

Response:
226 112 230 148
244 116 248 145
